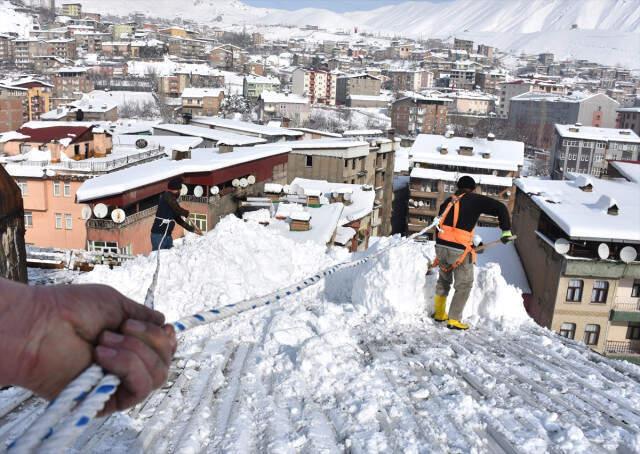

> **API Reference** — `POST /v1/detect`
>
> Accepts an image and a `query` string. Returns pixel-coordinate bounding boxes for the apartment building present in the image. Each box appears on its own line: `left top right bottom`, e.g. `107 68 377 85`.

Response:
475 70 506 94
158 70 225 98
407 133 524 235
387 69 425 92
335 74 382 105
512 166 640 363
551 124 640 179
0 34 14 62
61 3 82 17
617 107 640 136
257 91 310 125
75 145 291 255
509 92 620 150
292 68 338 106
497 79 568 119
51 67 94 102
208 44 245 70
453 38 474 54
243 74 281 100
13 38 46 70
180 88 225 117
285 137 396 236
0 85 27 131
46 38 77 60
9 79 53 121
391 93 451 136
444 91 493 115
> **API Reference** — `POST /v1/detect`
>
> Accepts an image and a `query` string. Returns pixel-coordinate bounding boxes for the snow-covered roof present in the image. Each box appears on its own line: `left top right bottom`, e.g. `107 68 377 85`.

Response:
181 87 224 98
510 91 599 103
153 124 267 146
112 134 203 150
190 117 303 138
244 74 280 85
342 129 384 137
0 131 30 143
259 91 308 104
76 145 291 202
291 178 376 226
269 203 344 246
555 124 640 143
288 139 370 159
610 161 640 184
410 168 514 188
288 127 342 138
347 94 391 102
410 134 524 172
617 107 640 113
515 176 640 243
334 226 356 245
56 66 89 74
2 164 46 178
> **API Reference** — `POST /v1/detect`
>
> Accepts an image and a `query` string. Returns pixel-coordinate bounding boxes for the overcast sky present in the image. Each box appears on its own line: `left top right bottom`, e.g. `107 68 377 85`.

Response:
244 0 449 12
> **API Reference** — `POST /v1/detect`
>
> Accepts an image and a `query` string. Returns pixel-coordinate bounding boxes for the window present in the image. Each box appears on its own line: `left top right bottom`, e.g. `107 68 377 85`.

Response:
632 280 640 298
591 280 609 303
53 181 61 197
24 211 33 228
65 214 73 230
55 213 62 229
189 213 207 231
566 279 583 302
352 159 356 170
583 324 600 345
88 241 119 254
63 181 71 197
344 159 349 168
559 323 576 339
305 155 313 167
74 144 80 155
17 181 28 196
627 323 640 340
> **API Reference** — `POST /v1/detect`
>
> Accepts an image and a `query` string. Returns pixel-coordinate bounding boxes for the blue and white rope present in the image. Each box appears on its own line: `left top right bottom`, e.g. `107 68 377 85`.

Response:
9 219 439 453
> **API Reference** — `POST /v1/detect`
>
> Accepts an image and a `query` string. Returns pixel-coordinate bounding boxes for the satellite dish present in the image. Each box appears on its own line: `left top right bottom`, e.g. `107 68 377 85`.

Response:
194 185 204 197
211 185 220 195
554 238 570 255
240 178 248 188
247 175 256 185
232 179 240 188
135 138 148 149
597 243 610 260
45 169 56 177
180 184 188 196
111 208 126 224
81 206 92 220
93 203 108 219
620 246 638 264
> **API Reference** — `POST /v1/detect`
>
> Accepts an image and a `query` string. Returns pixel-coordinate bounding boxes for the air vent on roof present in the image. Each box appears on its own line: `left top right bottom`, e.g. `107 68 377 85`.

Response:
440 145 448 155
465 131 474 138
575 122 582 127
608 204 619 216
487 133 495 141
619 130 631 135
569 127 579 133
458 146 473 156
482 152 491 159
444 130 453 138
575 175 593 192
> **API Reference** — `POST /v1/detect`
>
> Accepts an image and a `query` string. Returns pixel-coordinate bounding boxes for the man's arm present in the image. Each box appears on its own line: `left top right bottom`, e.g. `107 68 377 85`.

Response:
476 194 511 231
163 192 189 218
174 215 196 233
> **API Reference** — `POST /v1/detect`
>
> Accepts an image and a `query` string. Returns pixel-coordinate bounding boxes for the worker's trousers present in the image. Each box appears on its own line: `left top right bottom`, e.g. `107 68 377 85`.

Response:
435 245 474 321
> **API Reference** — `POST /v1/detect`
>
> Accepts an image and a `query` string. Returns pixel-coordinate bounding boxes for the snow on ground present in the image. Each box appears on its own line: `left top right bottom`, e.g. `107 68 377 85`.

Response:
0 1 33 37
3 216 640 452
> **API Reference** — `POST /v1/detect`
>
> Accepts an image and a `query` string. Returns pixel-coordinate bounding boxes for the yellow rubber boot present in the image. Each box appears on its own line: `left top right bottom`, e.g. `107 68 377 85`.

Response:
447 319 469 330
432 295 448 322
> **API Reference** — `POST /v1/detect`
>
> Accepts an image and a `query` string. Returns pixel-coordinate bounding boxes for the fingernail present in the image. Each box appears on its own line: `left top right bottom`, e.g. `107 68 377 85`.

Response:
96 346 117 358
103 332 124 344
126 319 146 332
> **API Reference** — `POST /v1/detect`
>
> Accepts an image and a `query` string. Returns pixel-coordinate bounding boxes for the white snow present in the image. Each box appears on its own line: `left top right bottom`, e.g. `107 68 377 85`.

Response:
411 167 514 188
555 124 640 143
153 123 267 146
190 117 304 139
610 161 640 184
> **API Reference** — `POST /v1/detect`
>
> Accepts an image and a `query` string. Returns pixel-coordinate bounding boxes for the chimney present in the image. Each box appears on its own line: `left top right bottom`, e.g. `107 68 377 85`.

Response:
219 143 234 153
172 145 192 160
93 127 111 157
48 141 62 163
458 145 474 156
439 145 448 155
482 152 491 159
487 133 495 141
465 131 474 139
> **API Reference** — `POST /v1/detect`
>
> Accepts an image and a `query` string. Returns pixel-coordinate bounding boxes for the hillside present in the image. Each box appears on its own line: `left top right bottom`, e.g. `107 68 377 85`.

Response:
0 1 34 36
3 216 640 452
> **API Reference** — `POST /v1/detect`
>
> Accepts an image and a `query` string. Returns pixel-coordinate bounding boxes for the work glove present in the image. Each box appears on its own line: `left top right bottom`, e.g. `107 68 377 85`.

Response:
500 230 514 244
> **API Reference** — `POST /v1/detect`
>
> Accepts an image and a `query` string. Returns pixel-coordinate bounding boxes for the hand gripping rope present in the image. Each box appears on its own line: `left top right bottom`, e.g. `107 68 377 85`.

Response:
8 218 441 453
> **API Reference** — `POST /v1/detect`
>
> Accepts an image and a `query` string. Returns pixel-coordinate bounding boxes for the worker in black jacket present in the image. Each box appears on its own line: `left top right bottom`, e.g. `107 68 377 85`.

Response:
151 177 202 251
432 176 514 330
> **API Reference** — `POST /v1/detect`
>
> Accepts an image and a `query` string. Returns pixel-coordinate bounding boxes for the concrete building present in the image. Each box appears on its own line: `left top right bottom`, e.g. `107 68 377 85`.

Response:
52 67 94 102
180 87 225 117
445 91 493 116
0 85 28 132
61 3 82 17
407 133 524 235
208 44 244 70
168 37 206 61
257 91 310 125
243 74 281 100
617 107 640 136
292 68 338 106
9 79 53 122
75 145 291 255
391 93 451 136
509 92 620 150
551 124 640 179
13 38 46 70
0 34 14 62
285 137 396 236
387 69 425 92
513 167 640 363
453 38 474 54
335 74 382 106
46 38 76 60
497 79 568 119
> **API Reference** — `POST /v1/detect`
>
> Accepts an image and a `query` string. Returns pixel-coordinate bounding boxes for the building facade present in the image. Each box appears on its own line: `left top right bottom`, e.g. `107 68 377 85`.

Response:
391 94 451 136
336 74 382 106
292 68 338 106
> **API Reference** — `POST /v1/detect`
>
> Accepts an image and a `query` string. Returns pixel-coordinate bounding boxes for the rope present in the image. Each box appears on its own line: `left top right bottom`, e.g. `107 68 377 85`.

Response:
144 218 173 310
8 218 440 453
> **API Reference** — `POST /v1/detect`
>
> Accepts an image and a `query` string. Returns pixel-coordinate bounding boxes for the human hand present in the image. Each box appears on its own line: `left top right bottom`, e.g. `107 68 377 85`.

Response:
0 278 177 415
194 226 204 236
500 230 515 244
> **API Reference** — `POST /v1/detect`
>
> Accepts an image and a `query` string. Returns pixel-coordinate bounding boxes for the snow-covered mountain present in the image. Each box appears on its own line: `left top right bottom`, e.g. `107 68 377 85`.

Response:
0 0 35 36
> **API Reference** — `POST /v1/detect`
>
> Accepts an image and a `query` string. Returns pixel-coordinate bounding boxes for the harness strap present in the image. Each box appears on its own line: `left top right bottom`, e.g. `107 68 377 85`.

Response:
434 192 476 273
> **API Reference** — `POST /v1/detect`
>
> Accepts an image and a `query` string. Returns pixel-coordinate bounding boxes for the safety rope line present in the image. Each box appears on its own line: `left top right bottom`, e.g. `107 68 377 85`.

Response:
8 218 440 453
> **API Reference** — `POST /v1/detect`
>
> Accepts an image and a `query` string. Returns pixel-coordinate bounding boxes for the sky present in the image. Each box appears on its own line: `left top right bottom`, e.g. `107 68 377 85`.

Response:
244 0 449 12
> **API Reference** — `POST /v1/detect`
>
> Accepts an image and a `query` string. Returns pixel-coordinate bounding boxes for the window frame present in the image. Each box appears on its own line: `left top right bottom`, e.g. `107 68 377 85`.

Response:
53 181 61 197
583 324 600 346
305 155 313 168
64 213 73 230
591 280 609 304
559 322 576 340
55 213 63 229
24 211 33 228
566 279 583 303
631 280 640 298
17 180 28 196
627 323 640 340
188 213 207 231
63 181 71 197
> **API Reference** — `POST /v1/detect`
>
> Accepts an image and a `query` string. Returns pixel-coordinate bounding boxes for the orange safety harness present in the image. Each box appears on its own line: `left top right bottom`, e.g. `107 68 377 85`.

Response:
432 193 477 273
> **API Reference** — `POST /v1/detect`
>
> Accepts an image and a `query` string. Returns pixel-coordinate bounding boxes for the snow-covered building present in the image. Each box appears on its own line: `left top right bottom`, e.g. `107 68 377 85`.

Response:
551 124 640 179
76 145 291 255
257 91 310 125
286 138 396 236
616 107 640 136
407 133 524 235
243 74 281 101
335 73 382 106
497 79 568 119
391 92 451 136
181 88 225 117
292 68 338 106
513 170 640 361
153 124 267 148
189 117 303 143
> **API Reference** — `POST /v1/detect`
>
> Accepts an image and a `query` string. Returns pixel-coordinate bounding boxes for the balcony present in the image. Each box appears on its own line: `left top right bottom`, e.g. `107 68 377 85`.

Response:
410 188 437 198
604 340 640 356
87 205 157 230
409 207 436 216
179 195 217 205
610 302 640 323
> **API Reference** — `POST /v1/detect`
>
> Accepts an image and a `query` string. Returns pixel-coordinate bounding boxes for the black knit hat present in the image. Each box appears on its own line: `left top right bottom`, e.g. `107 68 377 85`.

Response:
457 176 476 190
168 177 183 190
